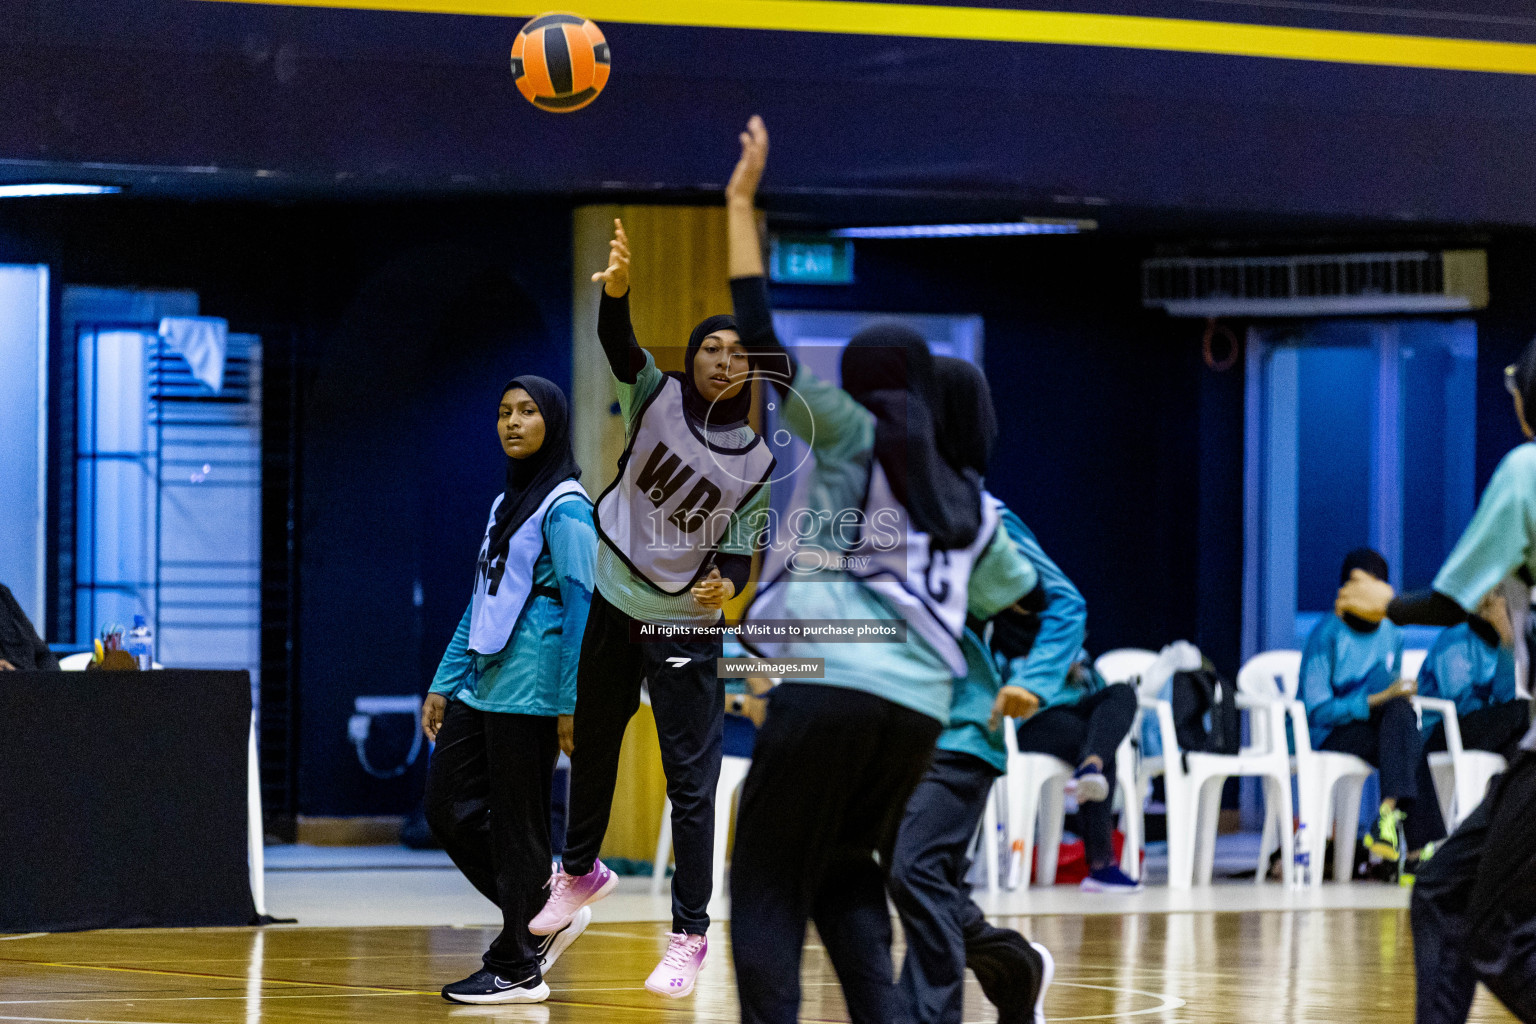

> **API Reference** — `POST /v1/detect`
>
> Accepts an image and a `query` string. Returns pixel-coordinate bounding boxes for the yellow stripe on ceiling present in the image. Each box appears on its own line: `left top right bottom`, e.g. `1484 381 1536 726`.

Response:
193 0 1536 75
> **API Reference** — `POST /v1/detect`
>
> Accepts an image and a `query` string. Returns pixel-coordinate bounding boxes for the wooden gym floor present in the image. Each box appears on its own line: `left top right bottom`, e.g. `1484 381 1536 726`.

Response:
0 910 1519 1023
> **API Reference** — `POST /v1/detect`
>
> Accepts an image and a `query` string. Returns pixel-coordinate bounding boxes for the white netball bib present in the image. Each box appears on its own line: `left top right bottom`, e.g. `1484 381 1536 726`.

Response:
595 376 774 594
850 471 1001 676
745 464 999 677
468 480 589 655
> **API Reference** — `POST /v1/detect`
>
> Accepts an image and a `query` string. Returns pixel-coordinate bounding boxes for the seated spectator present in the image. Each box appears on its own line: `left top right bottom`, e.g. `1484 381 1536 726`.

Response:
0 582 59 671
1301 548 1444 875
995 514 1139 892
1418 581 1530 761
1013 649 1139 892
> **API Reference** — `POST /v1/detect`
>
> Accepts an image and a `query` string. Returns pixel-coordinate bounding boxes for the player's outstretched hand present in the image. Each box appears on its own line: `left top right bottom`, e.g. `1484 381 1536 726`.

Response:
1335 568 1394 623
591 217 630 297
726 115 769 208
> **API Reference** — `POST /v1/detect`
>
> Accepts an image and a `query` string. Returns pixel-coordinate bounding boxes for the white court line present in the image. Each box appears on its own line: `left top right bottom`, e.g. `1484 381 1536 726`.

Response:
0 935 46 942
0 994 424 1006
1032 980 1188 1021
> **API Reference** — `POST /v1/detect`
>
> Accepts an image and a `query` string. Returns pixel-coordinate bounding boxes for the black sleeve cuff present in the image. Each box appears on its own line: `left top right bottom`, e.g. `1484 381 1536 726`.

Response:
716 553 753 594
1387 589 1469 628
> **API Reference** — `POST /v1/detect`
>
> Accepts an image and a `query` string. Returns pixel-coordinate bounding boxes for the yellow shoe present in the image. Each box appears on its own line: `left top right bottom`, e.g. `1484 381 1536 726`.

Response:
1364 807 1406 863
1399 841 1437 887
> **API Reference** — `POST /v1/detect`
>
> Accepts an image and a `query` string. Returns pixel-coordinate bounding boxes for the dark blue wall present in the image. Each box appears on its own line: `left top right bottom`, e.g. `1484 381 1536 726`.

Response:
295 210 572 816
7 1 1536 225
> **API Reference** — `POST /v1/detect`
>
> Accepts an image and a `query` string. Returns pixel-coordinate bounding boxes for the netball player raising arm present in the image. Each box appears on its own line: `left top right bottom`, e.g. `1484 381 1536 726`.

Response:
531 214 774 1000
1338 340 1536 1024
721 116 1047 1024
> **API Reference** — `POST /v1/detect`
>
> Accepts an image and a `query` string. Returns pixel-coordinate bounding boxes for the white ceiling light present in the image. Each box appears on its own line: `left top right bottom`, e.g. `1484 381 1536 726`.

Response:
0 184 123 198
830 218 1096 239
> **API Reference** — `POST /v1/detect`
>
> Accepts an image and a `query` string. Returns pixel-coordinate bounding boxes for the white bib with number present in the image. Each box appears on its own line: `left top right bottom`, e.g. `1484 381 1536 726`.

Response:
468 480 589 655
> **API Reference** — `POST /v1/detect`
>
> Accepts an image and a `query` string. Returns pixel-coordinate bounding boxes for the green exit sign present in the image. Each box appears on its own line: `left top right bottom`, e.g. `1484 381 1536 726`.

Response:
769 235 854 285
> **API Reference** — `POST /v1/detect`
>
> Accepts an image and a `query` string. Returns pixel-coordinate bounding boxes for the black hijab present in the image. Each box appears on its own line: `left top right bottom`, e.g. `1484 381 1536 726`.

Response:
666 313 754 428
934 357 998 478
489 375 582 559
841 323 983 550
1340 547 1390 586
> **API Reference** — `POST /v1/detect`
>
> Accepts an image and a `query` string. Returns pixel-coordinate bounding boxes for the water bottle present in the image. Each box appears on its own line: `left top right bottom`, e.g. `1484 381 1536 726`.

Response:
1293 822 1311 887
126 615 154 671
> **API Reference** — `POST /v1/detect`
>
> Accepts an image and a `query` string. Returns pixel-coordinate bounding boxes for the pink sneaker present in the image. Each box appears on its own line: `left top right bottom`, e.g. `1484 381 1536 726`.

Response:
644 932 707 998
528 860 616 936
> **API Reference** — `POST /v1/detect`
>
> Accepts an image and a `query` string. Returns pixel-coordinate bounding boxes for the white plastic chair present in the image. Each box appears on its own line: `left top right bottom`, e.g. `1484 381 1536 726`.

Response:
999 731 1074 887
1251 650 1373 887
1396 647 1504 829
651 754 752 898
1145 656 1295 888
1000 649 1151 888
1094 648 1159 881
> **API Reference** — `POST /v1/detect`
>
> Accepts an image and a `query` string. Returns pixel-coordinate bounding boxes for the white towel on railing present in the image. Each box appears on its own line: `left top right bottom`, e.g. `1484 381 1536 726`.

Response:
158 316 228 393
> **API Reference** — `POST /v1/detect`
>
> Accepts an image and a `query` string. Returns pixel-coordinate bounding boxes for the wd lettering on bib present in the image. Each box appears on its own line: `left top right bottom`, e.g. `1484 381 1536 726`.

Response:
636 443 694 505
634 442 727 533
596 377 774 594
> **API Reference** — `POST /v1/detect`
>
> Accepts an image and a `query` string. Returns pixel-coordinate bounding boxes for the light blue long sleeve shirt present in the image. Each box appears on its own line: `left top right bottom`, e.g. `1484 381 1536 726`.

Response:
1417 621 1517 733
995 510 1088 713
430 497 596 716
1434 442 1536 611
1299 614 1403 748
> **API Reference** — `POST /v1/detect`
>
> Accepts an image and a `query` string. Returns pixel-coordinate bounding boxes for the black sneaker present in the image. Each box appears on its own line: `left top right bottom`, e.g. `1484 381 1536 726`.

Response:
1027 942 1055 1024
973 930 1044 1024
440 968 549 1005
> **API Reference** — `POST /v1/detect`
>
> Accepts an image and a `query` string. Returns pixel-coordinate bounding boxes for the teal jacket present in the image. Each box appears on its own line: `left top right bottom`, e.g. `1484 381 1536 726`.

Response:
1299 614 1403 748
995 510 1088 713
430 496 596 716
937 629 1009 773
1418 620 1517 733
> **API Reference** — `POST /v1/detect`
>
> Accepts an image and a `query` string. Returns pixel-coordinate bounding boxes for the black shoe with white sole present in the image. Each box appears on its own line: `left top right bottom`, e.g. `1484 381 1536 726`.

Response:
440 968 549 1005
1028 941 1055 1024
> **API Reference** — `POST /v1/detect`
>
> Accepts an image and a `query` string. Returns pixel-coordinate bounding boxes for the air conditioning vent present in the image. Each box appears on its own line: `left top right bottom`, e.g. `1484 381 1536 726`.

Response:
1142 249 1487 317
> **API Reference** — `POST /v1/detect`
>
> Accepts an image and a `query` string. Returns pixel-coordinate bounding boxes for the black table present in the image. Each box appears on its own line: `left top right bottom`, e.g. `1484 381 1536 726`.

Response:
0 670 257 931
